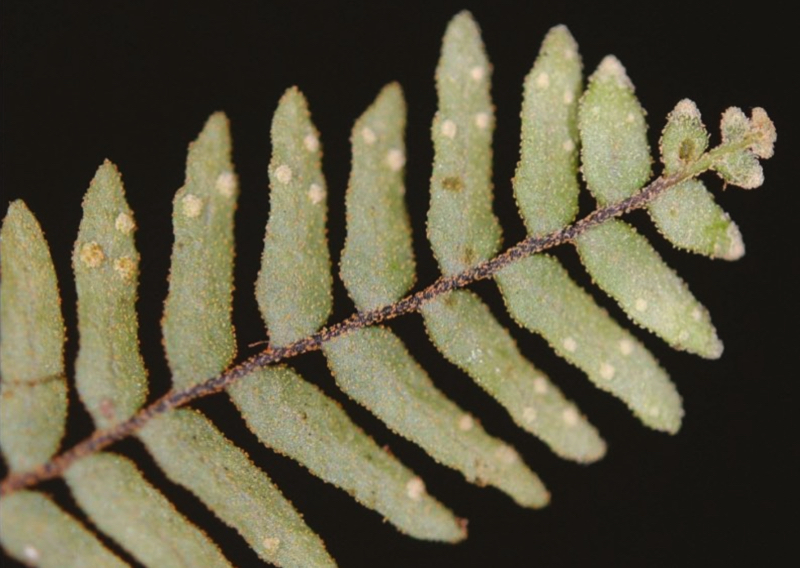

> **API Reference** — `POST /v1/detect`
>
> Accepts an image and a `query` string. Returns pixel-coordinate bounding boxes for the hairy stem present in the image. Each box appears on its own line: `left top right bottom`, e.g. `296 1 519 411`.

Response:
0 172 681 496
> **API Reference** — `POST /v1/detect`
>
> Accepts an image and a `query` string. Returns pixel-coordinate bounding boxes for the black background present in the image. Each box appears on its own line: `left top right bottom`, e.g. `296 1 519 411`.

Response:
2 1 796 567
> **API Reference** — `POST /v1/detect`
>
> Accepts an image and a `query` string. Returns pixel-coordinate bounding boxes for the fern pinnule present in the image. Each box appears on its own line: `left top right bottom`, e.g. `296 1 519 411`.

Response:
257 88 332 348
73 161 148 429
163 112 238 391
0 203 67 473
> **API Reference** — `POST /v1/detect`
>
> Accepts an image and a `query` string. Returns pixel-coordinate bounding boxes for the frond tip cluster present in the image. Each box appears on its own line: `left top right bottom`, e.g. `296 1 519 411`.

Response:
0 10 775 567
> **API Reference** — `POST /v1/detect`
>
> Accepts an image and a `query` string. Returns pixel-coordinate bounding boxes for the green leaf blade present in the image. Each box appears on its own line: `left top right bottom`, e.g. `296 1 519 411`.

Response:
0 201 67 471
427 11 502 276
0 491 127 568
659 99 709 175
72 162 148 428
497 255 683 433
578 56 651 205
422 290 606 463
139 409 335 568
162 113 238 389
649 179 744 260
324 327 550 508
228 365 466 542
257 88 332 347
340 83 415 312
711 107 776 189
514 25 583 236
64 453 231 568
576 220 723 358
713 147 764 189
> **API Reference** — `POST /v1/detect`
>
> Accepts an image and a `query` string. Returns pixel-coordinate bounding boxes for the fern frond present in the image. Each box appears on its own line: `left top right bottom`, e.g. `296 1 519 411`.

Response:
0 10 776 568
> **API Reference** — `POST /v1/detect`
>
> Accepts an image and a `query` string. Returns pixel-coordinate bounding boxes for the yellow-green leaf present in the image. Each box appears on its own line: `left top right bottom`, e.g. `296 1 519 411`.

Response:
340 83 415 311
139 409 335 568
422 290 605 462
513 25 583 236
711 107 776 189
162 113 238 389
578 56 651 205
228 365 465 542
427 11 502 275
497 254 683 433
0 201 67 471
65 452 231 568
257 87 332 347
720 106 751 145
324 327 549 508
747 107 777 160
713 146 764 189
718 106 775 159
0 491 127 568
649 179 744 260
72 162 148 428
659 99 709 175
576 220 722 358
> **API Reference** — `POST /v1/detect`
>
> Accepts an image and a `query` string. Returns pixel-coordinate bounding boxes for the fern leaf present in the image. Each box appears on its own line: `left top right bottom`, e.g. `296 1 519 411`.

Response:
578 56 651 204
0 202 67 472
421 290 606 462
324 327 550 508
340 83 415 311
427 11 501 275
659 99 710 175
497 255 683 433
64 452 230 567
73 161 148 428
257 87 332 347
712 107 773 188
163 112 238 389
513 24 582 236
139 409 335 567
0 491 127 567
576 220 723 358
649 178 744 260
228 366 466 542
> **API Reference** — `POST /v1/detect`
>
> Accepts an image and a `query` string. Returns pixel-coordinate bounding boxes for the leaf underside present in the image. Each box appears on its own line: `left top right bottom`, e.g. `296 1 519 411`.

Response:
0 9 775 568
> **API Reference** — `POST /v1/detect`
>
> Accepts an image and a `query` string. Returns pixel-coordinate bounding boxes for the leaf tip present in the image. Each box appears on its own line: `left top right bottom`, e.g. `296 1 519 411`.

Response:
672 98 702 121
542 24 579 56
3 199 32 224
278 85 310 114
203 110 230 136
719 222 745 260
86 159 124 201
439 9 488 72
448 10 479 33
749 107 776 159
378 81 405 107
592 55 634 91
